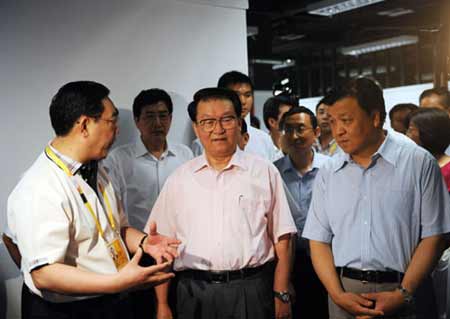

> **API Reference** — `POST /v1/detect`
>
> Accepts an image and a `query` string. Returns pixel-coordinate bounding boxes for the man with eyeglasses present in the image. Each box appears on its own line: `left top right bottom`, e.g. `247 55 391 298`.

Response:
103 88 193 317
191 71 282 161
5 81 179 319
149 87 297 319
274 107 330 319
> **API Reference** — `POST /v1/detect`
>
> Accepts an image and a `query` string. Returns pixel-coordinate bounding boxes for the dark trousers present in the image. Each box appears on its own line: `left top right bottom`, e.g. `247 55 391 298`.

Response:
129 287 155 319
174 265 274 319
291 251 328 319
128 248 157 318
21 284 132 319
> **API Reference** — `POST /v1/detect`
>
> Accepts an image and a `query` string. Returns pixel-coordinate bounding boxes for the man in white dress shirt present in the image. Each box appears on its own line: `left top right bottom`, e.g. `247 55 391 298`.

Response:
103 88 193 317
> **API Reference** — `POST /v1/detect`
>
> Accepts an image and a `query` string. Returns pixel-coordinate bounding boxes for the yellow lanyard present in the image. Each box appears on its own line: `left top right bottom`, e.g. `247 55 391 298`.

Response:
45 146 117 239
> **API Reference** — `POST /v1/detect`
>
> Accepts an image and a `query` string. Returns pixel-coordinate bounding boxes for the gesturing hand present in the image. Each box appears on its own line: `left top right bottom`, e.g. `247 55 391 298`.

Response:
116 247 174 292
143 221 181 264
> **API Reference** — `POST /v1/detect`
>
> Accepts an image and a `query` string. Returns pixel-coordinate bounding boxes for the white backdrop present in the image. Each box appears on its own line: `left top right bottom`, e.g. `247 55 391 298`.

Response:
0 0 248 317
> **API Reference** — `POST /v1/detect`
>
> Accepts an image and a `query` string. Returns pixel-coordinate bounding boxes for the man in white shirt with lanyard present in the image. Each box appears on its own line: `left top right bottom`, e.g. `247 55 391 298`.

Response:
6 81 179 319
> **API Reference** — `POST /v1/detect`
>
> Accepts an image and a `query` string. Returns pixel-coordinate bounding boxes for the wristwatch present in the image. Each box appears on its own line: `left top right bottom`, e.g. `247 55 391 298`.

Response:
274 291 291 303
398 286 414 304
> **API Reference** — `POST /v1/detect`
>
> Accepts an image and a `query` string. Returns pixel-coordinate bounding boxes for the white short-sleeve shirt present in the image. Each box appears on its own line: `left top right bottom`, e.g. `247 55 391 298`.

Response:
7 147 128 302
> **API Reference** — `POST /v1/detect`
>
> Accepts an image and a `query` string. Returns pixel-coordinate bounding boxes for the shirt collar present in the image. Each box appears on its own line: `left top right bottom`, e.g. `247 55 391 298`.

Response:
280 149 322 175
191 148 248 173
47 142 82 175
315 137 335 151
333 131 399 172
372 131 399 166
135 137 175 159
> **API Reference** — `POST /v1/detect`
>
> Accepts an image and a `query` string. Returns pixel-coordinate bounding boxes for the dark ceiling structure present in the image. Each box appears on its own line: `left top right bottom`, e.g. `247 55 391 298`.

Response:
247 0 449 98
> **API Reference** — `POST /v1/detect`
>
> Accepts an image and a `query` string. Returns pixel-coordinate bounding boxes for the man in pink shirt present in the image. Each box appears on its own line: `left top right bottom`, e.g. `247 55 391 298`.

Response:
146 88 297 319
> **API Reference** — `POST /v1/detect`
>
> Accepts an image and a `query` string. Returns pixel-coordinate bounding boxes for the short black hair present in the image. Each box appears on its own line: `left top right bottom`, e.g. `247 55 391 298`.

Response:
188 88 242 122
419 87 450 110
330 77 386 126
388 103 418 120
315 90 337 111
408 108 450 155
133 88 173 119
241 118 248 134
49 81 110 136
217 71 254 91
279 106 318 130
263 96 297 130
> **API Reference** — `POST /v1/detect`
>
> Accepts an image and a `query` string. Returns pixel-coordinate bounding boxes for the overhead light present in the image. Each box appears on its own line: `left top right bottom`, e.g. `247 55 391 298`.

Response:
281 78 290 85
278 34 305 41
378 8 414 17
272 59 296 70
307 0 384 17
250 59 296 70
340 35 418 56
249 59 283 65
338 65 396 77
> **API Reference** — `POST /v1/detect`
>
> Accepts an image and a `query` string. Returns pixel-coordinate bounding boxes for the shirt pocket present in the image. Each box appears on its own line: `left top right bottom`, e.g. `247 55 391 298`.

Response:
238 196 269 236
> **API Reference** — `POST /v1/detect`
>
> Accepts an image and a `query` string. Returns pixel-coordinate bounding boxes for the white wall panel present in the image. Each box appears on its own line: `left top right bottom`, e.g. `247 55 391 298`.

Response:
0 1 248 317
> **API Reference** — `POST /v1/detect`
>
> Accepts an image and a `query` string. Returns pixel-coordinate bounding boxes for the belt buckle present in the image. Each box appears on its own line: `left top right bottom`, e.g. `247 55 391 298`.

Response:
210 271 229 284
360 270 370 284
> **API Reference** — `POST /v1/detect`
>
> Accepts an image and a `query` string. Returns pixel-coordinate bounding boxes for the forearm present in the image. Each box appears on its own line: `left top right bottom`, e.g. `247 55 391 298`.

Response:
402 234 448 293
309 240 343 300
155 281 171 305
121 226 146 255
273 234 292 291
31 263 121 295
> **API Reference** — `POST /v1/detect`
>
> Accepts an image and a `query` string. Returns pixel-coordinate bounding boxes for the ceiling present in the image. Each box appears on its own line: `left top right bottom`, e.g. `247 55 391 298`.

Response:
247 0 448 95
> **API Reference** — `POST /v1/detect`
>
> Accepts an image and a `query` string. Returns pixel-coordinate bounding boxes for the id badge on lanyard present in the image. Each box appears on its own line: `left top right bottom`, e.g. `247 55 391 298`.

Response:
45 146 130 271
106 234 129 270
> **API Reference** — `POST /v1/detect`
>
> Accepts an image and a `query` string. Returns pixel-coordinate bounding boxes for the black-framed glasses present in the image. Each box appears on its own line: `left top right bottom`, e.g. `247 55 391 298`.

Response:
281 125 314 136
197 115 237 132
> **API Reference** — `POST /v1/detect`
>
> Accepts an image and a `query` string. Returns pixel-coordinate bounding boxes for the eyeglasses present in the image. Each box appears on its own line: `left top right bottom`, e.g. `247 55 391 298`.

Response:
197 115 237 132
98 116 119 126
281 125 314 136
142 111 171 123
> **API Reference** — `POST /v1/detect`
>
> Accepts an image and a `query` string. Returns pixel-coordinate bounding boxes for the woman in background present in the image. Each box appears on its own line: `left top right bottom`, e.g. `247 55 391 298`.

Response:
407 107 450 319
406 107 450 192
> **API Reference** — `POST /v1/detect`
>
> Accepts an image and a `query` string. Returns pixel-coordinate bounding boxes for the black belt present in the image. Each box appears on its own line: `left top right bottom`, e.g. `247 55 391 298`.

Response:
178 262 272 284
337 267 404 283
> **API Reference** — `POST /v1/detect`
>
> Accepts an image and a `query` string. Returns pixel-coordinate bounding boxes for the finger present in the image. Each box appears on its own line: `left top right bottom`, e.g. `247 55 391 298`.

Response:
354 305 384 316
149 221 157 235
166 246 179 258
167 239 182 245
162 252 176 263
361 292 377 300
143 261 172 274
353 294 375 308
130 246 143 264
